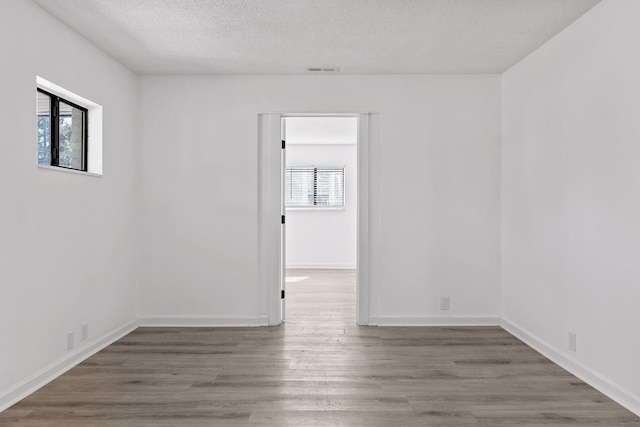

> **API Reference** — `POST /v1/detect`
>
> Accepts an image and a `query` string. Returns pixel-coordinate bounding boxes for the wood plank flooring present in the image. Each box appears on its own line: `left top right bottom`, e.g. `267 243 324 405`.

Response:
1 269 638 426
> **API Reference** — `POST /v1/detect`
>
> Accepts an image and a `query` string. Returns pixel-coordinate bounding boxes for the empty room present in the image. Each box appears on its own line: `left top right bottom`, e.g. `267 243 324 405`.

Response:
1 0 639 425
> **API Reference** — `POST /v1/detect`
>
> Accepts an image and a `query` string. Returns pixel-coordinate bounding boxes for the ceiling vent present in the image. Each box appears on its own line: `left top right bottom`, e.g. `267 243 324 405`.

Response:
306 67 340 73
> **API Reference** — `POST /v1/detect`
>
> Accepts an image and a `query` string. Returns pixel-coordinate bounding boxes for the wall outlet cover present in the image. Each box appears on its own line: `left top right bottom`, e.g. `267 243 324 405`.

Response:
66 332 74 350
568 332 577 352
81 323 88 341
440 297 450 311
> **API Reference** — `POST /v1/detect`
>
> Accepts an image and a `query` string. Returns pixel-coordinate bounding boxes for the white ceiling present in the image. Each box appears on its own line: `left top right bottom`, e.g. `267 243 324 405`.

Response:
285 117 358 145
32 0 601 75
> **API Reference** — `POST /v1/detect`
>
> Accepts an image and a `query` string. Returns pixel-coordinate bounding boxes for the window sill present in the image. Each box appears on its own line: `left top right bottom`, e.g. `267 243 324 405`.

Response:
37 164 102 178
286 207 346 211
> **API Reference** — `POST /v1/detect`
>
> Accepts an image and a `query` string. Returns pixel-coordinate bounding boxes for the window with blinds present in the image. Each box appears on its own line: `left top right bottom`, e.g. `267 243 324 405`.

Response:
285 166 345 208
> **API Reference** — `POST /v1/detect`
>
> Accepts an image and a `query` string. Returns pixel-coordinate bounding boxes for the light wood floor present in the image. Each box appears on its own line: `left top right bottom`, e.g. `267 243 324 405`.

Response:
1 269 638 426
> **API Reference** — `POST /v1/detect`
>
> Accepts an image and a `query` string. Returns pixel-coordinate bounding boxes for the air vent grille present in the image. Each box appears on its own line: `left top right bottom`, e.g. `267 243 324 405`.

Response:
306 67 340 73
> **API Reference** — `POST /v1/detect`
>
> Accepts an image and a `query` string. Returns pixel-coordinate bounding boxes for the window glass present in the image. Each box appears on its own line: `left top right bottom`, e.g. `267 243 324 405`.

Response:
285 166 345 208
36 88 87 171
58 101 85 170
286 167 315 206
37 91 51 165
316 168 345 206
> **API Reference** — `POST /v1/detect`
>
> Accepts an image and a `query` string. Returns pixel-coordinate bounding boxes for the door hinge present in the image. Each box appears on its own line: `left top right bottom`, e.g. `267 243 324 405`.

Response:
281 290 285 299
282 140 286 149
281 215 285 224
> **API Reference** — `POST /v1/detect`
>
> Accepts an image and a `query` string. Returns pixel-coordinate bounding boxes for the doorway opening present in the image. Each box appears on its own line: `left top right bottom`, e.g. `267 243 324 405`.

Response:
281 116 358 323
257 112 377 326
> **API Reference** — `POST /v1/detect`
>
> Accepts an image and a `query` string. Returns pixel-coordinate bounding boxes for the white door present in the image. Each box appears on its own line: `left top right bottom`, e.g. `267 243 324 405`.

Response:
280 120 287 321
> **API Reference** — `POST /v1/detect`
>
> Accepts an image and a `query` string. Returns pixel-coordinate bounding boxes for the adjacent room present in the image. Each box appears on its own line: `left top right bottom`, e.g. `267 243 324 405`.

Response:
283 116 358 323
1 0 639 424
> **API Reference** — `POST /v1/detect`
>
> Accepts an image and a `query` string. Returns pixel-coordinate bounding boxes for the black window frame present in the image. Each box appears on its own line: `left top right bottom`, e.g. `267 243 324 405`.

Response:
37 88 88 172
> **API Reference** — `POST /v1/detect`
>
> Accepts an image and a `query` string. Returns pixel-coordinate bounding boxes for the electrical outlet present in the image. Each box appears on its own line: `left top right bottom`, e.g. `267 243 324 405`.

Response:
440 297 450 311
67 332 74 350
568 332 576 352
81 323 88 341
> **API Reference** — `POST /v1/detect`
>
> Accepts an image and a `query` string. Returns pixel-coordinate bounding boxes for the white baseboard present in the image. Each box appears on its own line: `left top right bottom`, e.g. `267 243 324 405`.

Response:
369 315 500 327
0 318 139 413
501 318 640 417
285 264 356 269
138 315 269 327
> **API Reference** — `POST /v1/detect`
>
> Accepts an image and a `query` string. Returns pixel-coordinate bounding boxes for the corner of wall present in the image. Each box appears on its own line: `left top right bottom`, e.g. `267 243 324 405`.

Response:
501 318 640 417
0 319 139 413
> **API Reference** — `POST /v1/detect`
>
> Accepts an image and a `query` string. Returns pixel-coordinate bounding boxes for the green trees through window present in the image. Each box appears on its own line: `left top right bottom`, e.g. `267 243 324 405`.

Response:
37 89 87 171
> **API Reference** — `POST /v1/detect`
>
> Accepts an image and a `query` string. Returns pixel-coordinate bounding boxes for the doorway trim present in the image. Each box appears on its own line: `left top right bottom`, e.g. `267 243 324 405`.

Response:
258 112 379 326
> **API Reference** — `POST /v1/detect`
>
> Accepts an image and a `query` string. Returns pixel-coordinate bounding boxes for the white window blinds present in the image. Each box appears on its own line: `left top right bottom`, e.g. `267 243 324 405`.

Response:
285 166 345 207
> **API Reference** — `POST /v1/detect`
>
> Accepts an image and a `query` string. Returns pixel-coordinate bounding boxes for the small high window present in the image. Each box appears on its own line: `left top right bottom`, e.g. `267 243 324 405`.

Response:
37 88 88 171
285 166 345 208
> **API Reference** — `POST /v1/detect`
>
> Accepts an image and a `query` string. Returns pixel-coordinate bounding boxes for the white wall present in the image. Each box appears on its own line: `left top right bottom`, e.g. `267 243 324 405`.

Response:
138 75 501 324
285 142 357 269
502 0 640 412
0 0 139 408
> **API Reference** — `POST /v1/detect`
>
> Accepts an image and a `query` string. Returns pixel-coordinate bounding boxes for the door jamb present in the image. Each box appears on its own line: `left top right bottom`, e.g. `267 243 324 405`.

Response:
258 112 377 326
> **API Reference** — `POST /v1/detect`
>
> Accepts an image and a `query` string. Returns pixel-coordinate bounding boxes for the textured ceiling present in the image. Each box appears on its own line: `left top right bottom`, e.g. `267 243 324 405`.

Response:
32 0 601 75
